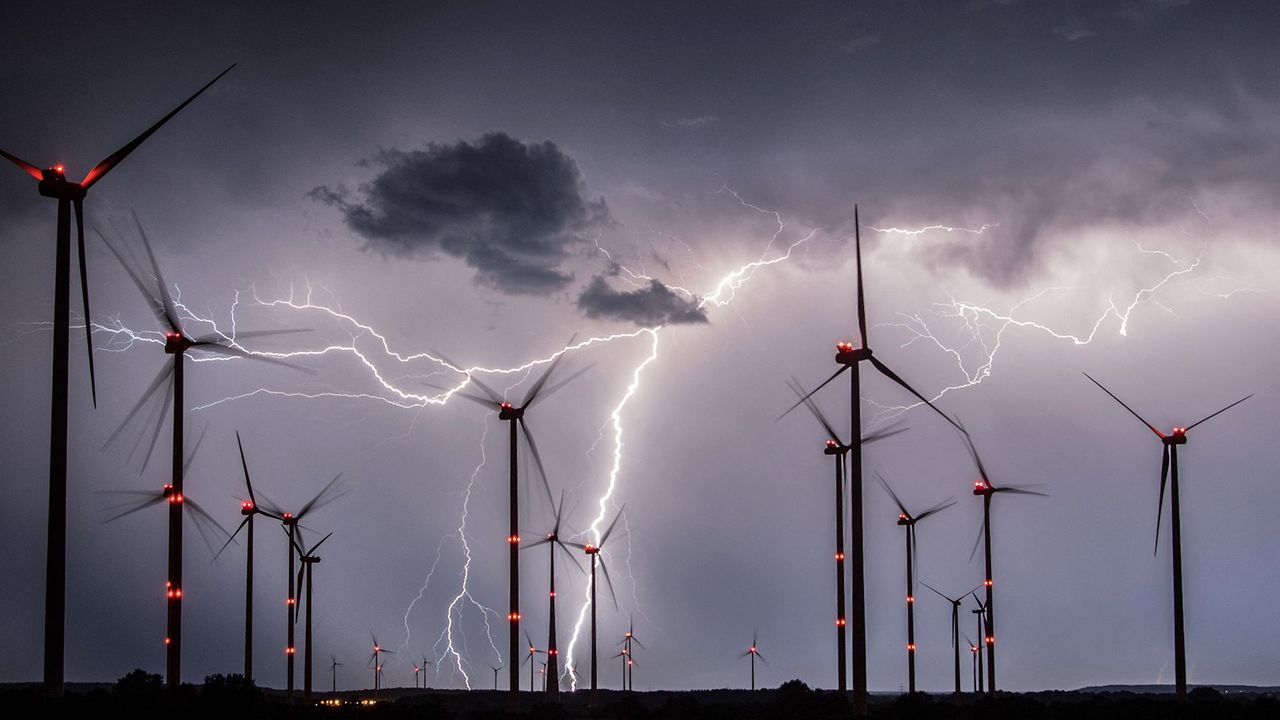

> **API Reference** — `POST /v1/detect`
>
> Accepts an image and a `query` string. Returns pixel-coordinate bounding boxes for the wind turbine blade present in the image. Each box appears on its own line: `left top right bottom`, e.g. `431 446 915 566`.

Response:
861 422 908 446
185 498 228 556
874 472 908 516
137 373 175 475
309 531 334 554
188 341 314 373
786 376 842 444
530 363 594 407
1185 394 1254 431
185 497 231 539
521 537 552 549
521 334 577 407
967 515 986 563
777 366 848 421
183 422 210 475
956 421 992 485
996 485 1048 497
555 540 586 574
596 556 621 610
0 148 43 179
80 64 237 189
130 211 183 334
235 431 257 504
73 199 97 408
434 350 505 401
915 498 956 521
518 418 555 511
1155 445 1170 556
855 204 867 348
553 488 567 535
95 226 169 328
1082 372 1164 438
191 328 313 344
868 356 961 432
599 506 626 547
101 495 165 523
295 565 307 620
422 382 498 409
298 472 346 519
919 580 950 603
212 516 251 562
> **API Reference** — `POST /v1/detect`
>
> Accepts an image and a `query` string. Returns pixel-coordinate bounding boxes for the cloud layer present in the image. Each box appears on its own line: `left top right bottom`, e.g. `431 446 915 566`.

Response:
312 133 610 295
577 276 708 326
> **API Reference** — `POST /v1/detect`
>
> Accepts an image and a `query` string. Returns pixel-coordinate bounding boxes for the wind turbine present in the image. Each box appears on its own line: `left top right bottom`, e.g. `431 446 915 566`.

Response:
611 649 632 690
739 631 767 691
970 594 987 693
255 473 346 698
368 633 394 697
0 63 234 694
784 377 905 692
435 337 590 700
421 655 433 689
211 431 281 683
521 631 546 692
964 636 979 693
1083 373 1251 699
413 662 422 689
617 617 644 691
331 656 342 693
877 473 954 693
289 530 333 702
566 506 624 691
100 424 228 686
781 206 961 714
99 214 309 689
522 489 583 698
489 664 502 690
920 581 979 696
958 425 1046 693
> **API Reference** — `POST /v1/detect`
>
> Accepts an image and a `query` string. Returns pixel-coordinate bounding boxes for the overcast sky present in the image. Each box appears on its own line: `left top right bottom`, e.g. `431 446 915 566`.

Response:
2 0 1279 693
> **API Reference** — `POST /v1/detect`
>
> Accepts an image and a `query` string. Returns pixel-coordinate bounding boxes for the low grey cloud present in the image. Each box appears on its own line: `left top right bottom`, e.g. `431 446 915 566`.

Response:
576 275 708 326
311 132 611 295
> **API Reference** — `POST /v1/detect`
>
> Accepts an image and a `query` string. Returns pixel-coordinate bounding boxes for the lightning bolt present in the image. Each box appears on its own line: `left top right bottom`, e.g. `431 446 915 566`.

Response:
862 217 1261 425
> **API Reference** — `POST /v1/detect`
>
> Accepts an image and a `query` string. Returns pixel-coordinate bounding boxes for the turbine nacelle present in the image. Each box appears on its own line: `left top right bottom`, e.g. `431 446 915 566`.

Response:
498 401 523 420
36 165 87 200
972 480 992 496
163 331 193 354
834 341 872 365
583 543 598 555
823 439 847 455
240 500 255 515
896 513 912 526
1163 429 1188 445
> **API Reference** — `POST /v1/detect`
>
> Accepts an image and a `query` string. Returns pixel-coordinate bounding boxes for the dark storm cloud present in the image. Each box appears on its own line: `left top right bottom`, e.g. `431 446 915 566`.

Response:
577 275 708 326
311 133 611 295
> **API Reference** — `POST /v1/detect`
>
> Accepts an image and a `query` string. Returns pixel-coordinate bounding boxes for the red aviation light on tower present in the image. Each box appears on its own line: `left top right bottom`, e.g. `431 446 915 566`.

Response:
584 543 597 554
836 341 854 352
825 439 838 449
500 402 513 410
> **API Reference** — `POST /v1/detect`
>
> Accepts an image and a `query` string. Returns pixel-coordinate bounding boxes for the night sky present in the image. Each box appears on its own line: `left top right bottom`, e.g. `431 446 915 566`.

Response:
2 0 1279 692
